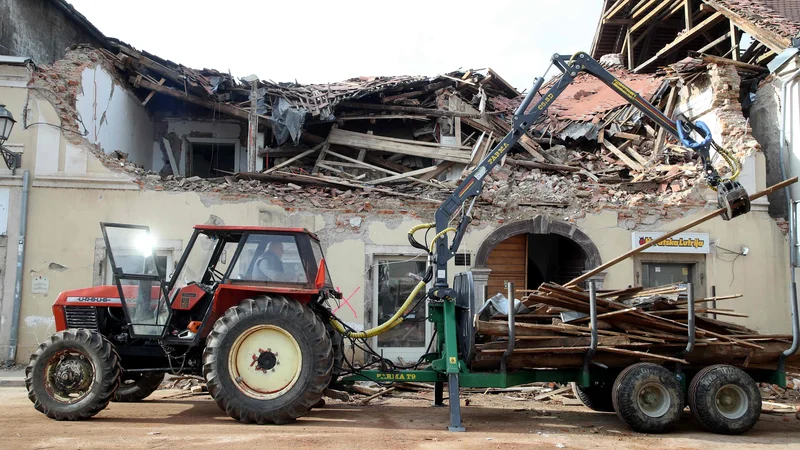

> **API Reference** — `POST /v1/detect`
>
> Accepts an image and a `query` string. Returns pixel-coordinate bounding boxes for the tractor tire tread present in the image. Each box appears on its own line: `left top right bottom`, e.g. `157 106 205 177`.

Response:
688 364 761 434
25 329 120 420
203 295 332 425
612 362 683 434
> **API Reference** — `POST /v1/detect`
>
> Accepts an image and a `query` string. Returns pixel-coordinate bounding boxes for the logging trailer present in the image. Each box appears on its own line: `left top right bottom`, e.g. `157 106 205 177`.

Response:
25 52 799 435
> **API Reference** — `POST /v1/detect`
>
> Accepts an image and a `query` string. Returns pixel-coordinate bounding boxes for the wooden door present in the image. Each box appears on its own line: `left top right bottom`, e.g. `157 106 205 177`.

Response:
486 234 527 298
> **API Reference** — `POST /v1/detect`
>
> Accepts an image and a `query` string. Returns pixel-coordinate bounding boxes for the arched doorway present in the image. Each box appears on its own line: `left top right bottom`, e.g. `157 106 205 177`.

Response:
474 216 602 297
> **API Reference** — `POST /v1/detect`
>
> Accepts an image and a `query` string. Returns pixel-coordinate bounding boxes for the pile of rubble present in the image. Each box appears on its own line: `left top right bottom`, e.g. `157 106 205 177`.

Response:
28 43 762 223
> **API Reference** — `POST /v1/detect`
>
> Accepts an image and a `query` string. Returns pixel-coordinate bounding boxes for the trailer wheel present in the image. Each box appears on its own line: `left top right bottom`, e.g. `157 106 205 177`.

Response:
572 383 615 412
113 372 165 402
688 365 761 434
25 329 121 420
612 363 683 433
203 295 333 424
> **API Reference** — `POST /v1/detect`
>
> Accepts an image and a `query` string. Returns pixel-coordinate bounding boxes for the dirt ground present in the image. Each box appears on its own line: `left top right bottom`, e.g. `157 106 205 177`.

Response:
2 387 800 449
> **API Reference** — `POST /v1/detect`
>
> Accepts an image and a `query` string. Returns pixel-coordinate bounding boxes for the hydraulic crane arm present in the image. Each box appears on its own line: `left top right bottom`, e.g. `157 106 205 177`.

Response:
416 52 750 294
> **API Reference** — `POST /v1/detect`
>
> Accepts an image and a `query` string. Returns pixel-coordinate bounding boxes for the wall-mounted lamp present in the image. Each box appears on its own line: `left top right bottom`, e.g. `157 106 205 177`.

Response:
0 104 21 171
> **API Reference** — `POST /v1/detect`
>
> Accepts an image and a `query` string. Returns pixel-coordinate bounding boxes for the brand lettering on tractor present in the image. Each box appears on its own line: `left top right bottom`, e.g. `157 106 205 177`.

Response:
66 296 120 303
536 92 554 110
375 373 417 381
488 143 509 164
612 79 636 100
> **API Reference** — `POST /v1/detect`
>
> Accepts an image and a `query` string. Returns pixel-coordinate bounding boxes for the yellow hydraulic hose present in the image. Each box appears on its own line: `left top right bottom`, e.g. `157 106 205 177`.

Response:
329 224 457 339
330 279 426 339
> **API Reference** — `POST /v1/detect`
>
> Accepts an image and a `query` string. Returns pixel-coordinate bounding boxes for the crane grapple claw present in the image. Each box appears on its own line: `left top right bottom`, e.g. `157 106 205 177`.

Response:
717 180 750 220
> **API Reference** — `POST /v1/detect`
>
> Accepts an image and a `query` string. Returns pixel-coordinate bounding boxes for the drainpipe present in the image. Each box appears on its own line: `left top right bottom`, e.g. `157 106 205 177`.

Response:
6 170 29 365
777 67 800 372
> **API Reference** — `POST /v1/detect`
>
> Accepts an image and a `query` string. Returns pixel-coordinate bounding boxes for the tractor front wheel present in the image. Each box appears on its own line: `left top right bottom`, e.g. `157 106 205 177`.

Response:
203 295 333 424
25 329 121 420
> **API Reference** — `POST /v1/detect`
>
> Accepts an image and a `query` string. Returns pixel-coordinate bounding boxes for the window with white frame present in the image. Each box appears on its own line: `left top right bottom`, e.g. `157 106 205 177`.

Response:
372 255 429 360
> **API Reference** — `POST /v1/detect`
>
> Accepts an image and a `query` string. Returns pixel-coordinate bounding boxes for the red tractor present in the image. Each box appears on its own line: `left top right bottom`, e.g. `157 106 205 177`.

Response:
26 223 344 424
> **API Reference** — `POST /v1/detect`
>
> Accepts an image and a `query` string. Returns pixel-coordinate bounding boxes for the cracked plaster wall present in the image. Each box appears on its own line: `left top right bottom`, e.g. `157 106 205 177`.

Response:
75 65 155 168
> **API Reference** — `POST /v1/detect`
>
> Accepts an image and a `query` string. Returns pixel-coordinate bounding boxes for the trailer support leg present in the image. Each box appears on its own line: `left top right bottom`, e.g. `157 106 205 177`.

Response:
433 381 444 406
447 373 465 432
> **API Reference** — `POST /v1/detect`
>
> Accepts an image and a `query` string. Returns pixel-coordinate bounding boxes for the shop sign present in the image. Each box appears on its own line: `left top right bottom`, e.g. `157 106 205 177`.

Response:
632 231 710 254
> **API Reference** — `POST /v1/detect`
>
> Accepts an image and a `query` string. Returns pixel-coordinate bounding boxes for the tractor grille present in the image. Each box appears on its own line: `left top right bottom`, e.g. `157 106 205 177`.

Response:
65 306 98 330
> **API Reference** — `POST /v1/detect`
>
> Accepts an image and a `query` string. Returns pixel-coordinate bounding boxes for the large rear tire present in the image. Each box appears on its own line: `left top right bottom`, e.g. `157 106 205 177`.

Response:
113 372 165 402
203 295 333 424
688 365 761 434
25 329 121 420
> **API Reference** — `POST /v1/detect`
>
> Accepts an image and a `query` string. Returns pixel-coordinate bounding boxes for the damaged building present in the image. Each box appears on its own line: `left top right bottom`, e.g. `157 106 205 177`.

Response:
0 0 798 363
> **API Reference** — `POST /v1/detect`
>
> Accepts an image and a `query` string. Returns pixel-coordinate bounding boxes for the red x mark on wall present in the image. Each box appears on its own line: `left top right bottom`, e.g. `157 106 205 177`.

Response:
332 286 360 318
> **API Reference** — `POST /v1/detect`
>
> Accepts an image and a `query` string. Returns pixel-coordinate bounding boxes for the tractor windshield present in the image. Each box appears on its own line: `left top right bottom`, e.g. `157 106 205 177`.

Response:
171 233 217 294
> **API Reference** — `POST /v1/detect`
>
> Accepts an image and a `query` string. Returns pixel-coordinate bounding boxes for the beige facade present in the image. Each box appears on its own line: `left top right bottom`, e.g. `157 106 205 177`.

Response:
0 58 793 363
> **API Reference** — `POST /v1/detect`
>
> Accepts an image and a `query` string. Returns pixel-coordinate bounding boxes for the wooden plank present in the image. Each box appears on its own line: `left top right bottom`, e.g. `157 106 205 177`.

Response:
604 0 634 20
708 0 788 51
631 0 660 18
684 0 693 30
312 125 336 175
698 32 731 54
566 178 798 288
507 159 580 173
324 149 439 188
567 307 639 324
634 11 725 72
263 144 324 175
162 138 180 177
141 78 165 106
129 76 249 120
533 386 572 401
612 131 644 142
489 116 558 164
625 144 650 167
630 0 674 33
603 138 644 171
652 84 677 160
598 347 688 364
418 161 455 181
328 128 471 163
338 101 480 118
370 166 438 184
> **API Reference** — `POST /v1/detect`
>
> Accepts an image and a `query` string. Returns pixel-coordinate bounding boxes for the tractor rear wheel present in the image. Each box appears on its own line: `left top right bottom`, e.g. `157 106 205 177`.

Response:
25 329 121 420
203 295 333 424
113 372 165 402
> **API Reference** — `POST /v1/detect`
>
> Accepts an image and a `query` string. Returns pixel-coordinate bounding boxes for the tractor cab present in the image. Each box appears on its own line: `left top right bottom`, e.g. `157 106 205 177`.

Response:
100 223 335 343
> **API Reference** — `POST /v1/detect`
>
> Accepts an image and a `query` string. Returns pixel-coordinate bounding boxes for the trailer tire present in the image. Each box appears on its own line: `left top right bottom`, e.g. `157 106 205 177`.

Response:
203 295 333 424
612 363 683 433
688 365 761 434
113 372 165 402
572 383 615 412
25 329 121 420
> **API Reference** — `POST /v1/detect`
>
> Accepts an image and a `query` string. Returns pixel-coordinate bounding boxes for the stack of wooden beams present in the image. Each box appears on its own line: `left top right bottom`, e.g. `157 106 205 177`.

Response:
471 282 798 372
